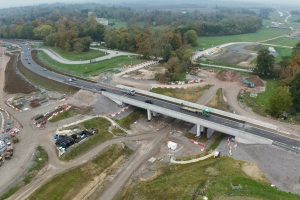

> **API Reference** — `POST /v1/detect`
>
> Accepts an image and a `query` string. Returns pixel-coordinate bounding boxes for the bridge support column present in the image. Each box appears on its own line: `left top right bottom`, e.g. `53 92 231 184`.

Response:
147 109 152 121
196 124 201 137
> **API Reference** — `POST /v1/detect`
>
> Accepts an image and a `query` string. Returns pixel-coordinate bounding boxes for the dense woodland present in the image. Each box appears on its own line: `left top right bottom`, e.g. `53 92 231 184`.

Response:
0 4 284 78
0 4 263 39
0 3 263 81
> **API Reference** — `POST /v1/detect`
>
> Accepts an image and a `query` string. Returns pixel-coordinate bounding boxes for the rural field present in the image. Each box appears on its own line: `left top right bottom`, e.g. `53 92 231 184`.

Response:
197 23 291 49
266 37 299 47
35 51 142 77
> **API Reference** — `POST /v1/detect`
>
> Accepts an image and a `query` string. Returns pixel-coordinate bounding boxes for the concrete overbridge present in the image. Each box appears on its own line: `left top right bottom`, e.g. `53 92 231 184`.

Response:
103 86 300 153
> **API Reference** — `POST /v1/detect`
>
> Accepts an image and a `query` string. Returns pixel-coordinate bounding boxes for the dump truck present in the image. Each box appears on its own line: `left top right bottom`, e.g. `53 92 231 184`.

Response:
243 80 255 88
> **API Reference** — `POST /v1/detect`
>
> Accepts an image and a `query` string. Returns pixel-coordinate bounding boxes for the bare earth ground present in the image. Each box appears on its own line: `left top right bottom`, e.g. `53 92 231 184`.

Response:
242 162 268 183
206 44 258 68
0 49 39 193
218 139 300 195
4 54 36 94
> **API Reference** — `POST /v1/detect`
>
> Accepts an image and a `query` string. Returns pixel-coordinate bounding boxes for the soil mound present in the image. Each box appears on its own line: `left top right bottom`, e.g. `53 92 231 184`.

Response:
216 70 241 82
4 54 36 94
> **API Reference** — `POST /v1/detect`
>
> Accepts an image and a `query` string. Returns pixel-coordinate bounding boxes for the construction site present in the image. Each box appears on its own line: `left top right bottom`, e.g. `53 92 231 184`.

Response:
0 35 299 200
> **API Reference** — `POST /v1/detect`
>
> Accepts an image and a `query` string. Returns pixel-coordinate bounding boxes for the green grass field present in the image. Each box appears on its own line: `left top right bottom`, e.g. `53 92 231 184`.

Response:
274 47 293 62
108 19 128 29
197 27 291 49
60 117 113 161
29 145 132 200
37 51 142 77
265 37 299 47
118 157 300 200
116 109 142 130
151 85 211 103
49 47 106 61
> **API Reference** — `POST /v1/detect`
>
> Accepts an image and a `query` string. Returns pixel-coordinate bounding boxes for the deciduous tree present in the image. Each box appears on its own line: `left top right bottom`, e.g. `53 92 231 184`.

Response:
290 73 300 112
269 86 293 117
255 48 275 78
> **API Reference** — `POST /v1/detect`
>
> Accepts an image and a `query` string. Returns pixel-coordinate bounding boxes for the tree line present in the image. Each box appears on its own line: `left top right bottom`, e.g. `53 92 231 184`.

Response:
255 44 300 118
0 3 263 38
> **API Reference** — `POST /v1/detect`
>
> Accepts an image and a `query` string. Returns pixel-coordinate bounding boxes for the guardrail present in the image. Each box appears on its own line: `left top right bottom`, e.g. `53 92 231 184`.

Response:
273 141 300 154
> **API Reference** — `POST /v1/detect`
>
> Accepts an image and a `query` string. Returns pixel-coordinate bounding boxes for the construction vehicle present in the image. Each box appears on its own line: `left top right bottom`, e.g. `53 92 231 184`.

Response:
3 148 13 160
181 106 211 117
243 80 255 88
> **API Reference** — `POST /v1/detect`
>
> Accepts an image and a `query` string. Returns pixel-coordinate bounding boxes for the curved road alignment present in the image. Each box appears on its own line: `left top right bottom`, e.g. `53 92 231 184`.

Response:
38 47 138 65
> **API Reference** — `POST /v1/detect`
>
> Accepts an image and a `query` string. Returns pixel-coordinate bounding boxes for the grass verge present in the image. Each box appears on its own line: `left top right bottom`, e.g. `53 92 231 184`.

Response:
36 50 142 77
0 146 48 200
49 47 106 61
17 55 78 94
151 85 212 103
23 146 49 184
112 127 127 137
208 88 231 112
115 109 142 130
48 108 79 123
29 144 132 200
118 157 300 200
60 117 113 161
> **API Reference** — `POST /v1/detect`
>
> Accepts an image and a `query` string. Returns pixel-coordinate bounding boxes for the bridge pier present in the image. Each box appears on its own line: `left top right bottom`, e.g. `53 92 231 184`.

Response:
196 124 201 137
147 109 152 121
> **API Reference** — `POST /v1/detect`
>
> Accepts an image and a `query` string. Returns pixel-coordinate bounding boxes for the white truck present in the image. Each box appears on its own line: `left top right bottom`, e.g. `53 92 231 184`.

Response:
124 89 136 96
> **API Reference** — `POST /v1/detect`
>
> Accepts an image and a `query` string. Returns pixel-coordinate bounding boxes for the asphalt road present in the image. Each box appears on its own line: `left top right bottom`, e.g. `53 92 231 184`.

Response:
7 40 300 152
38 47 137 65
